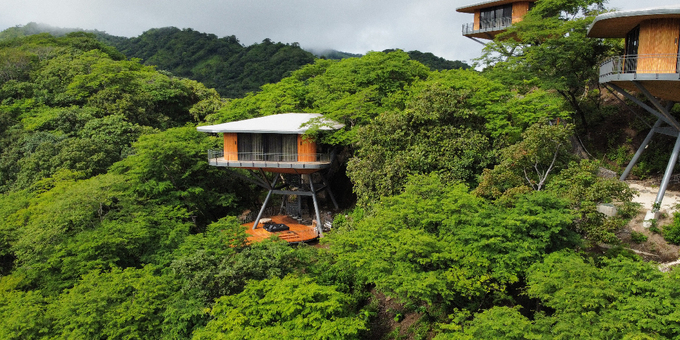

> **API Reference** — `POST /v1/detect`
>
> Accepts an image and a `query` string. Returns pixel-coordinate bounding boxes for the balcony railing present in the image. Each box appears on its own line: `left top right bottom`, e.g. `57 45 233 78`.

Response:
207 150 331 165
600 54 680 78
462 16 513 35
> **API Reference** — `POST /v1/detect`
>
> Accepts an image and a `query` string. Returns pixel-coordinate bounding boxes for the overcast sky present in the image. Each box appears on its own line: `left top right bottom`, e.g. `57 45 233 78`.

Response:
2 0 678 64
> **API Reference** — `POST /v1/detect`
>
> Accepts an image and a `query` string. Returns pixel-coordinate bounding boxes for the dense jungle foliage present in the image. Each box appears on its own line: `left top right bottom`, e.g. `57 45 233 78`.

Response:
1 0 680 338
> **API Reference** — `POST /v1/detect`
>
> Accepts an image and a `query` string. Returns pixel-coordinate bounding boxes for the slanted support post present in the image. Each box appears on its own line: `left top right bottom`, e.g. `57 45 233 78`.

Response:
653 133 680 214
609 84 677 128
253 175 279 230
308 174 323 237
321 174 339 210
466 36 487 46
620 119 662 181
633 82 680 131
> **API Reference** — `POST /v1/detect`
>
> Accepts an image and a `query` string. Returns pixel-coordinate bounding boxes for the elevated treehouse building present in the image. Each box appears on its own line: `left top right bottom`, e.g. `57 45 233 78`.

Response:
457 0 537 43
198 113 343 243
589 6 680 218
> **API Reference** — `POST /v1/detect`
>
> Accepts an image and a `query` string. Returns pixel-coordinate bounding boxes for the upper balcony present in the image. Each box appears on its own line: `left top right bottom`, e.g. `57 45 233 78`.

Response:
457 0 536 40
462 16 513 38
599 54 680 102
600 54 680 80
207 149 332 174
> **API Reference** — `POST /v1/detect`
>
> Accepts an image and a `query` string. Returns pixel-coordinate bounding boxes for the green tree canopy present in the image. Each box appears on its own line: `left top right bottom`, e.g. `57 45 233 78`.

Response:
328 174 578 310
193 275 367 340
480 0 613 128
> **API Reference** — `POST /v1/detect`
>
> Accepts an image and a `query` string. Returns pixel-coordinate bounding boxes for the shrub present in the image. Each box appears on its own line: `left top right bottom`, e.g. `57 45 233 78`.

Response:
662 212 680 245
630 231 647 244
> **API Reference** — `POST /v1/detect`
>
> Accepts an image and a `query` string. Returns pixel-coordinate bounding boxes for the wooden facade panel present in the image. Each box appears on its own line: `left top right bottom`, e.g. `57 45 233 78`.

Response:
512 2 530 24
637 19 680 73
297 135 317 162
224 133 238 161
474 10 481 30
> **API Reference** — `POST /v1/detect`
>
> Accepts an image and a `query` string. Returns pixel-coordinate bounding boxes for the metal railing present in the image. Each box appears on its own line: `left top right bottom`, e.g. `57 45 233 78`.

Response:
207 150 331 163
208 149 224 160
462 16 513 35
600 54 680 77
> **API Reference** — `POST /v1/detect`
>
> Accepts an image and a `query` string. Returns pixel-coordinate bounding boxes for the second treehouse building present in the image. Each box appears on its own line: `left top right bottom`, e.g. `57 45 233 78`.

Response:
589 6 680 219
198 113 343 243
457 0 537 43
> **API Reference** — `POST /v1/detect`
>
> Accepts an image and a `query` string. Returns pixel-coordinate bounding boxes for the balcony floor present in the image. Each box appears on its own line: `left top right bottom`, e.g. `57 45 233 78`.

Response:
463 27 509 40
208 158 330 174
602 75 680 102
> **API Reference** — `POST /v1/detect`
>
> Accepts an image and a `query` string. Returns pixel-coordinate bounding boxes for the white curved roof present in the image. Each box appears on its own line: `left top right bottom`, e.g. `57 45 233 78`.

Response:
196 113 344 134
589 6 680 38
456 0 536 13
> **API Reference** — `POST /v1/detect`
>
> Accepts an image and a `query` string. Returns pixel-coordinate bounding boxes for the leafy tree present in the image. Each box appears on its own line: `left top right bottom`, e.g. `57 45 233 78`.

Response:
434 306 537 340
111 126 252 228
171 222 304 303
63 53 213 128
436 251 680 339
0 276 49 340
480 0 612 128
383 49 471 71
193 275 367 340
547 159 636 243
0 48 34 83
0 189 31 274
209 51 430 144
0 33 224 192
347 78 492 204
328 174 577 310
475 122 575 199
5 173 126 290
526 251 680 338
48 265 173 340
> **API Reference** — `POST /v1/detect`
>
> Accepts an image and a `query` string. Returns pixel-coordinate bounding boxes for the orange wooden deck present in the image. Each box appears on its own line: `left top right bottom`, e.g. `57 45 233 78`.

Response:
243 215 319 244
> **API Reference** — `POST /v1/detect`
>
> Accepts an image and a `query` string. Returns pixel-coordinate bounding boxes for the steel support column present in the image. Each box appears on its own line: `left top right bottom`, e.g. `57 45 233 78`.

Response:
308 174 323 236
654 133 680 212
252 175 279 230
620 118 662 181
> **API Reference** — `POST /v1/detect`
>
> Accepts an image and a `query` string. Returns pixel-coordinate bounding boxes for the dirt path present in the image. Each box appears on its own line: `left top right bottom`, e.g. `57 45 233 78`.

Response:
627 180 680 213
621 180 680 263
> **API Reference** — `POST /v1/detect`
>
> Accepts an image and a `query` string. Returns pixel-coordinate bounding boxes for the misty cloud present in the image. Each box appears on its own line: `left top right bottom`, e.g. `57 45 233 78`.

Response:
1 0 678 64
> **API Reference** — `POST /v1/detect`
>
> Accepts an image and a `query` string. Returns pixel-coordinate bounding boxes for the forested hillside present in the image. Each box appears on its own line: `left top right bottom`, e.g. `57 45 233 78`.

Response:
2 0 680 338
0 24 315 98
101 27 317 98
2 23 472 98
313 48 471 71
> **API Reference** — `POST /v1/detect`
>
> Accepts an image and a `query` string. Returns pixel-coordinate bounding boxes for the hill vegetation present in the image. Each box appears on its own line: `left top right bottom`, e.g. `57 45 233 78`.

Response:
102 27 317 98
1 0 680 338
2 24 470 99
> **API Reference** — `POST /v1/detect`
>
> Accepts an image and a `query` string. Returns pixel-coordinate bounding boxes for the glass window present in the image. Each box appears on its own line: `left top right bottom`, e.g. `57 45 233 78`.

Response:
480 4 512 29
238 133 299 161
282 135 298 162
624 25 640 73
